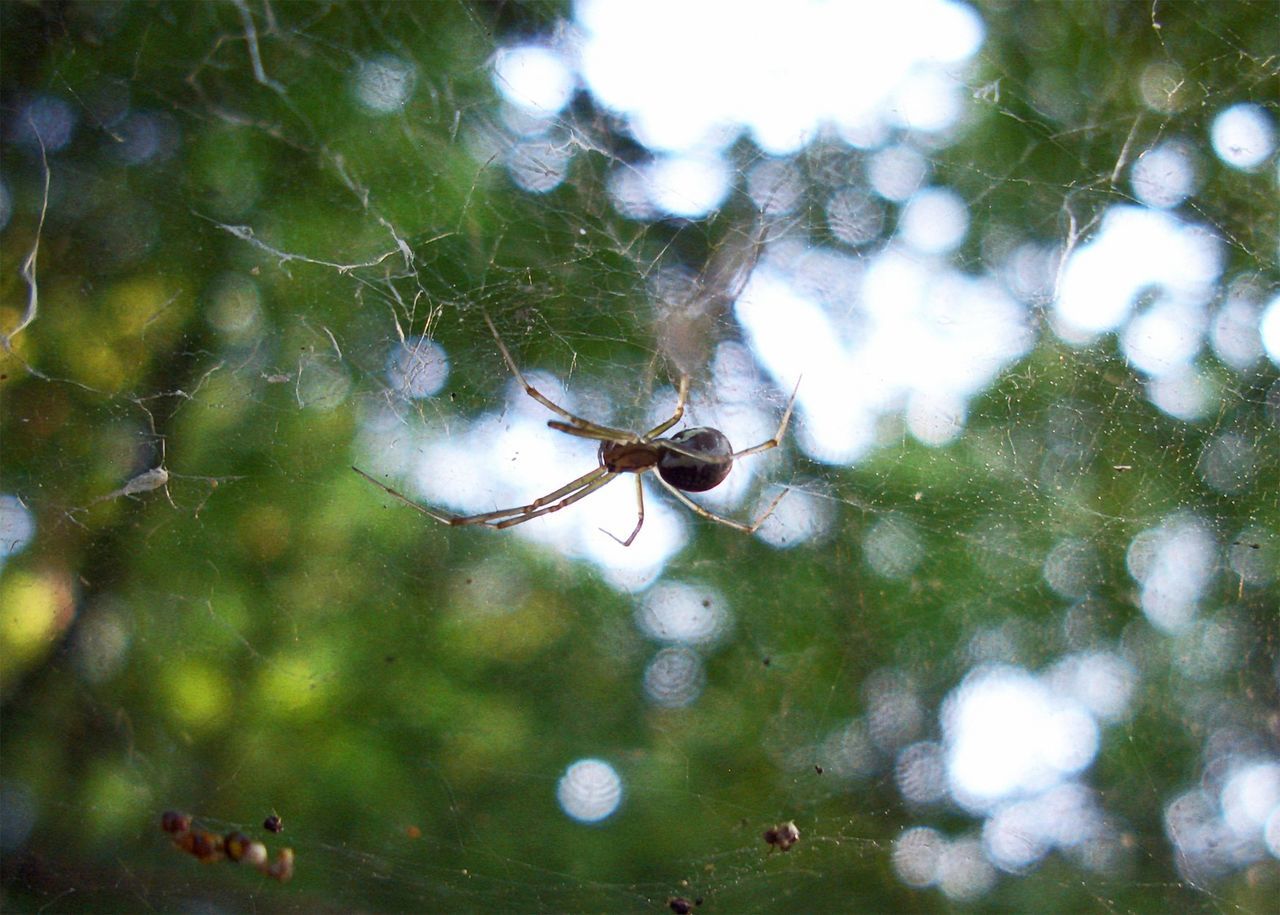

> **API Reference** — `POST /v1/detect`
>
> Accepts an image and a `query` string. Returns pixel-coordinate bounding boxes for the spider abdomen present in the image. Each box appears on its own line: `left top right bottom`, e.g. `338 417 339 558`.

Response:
658 427 733 492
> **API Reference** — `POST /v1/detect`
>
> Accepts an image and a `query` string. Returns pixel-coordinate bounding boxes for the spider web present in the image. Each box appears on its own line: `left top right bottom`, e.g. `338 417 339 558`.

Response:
1 1 1277 912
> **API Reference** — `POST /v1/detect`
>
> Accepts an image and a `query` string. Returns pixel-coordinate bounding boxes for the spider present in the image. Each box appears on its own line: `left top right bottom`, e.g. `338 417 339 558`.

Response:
354 313 798 547
763 820 800 852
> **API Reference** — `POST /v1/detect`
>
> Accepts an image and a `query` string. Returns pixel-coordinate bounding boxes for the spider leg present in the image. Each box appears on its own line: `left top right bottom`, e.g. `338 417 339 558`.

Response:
353 465 611 526
352 466 456 524
601 473 646 547
526 466 611 510
640 375 690 439
452 466 613 525
493 471 620 528
545 377 686 443
484 311 612 430
730 376 801 459
656 475 790 535
547 420 636 443
548 374 688 445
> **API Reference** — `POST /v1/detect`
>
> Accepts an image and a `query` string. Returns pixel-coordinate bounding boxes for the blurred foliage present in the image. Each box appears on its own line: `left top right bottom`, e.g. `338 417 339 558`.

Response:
2 1 1278 913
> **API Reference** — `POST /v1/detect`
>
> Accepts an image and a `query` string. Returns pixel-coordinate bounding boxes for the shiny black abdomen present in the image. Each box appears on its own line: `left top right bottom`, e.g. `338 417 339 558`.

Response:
657 427 733 492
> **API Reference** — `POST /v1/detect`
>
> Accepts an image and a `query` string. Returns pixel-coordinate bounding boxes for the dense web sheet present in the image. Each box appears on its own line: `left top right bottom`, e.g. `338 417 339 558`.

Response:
1 1 1278 912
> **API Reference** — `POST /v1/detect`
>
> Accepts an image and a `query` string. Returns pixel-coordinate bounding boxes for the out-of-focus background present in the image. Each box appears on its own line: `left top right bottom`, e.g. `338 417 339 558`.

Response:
2 1 1277 911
